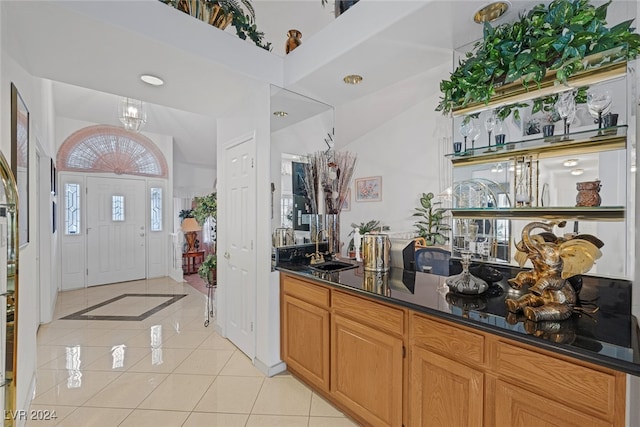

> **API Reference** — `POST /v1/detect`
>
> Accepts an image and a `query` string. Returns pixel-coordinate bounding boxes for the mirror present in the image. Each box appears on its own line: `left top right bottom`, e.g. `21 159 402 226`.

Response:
270 85 334 244
0 151 18 424
452 149 630 278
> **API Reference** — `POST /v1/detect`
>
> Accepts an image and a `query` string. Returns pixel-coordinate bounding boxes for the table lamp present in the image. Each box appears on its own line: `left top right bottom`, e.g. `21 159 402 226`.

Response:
181 218 201 252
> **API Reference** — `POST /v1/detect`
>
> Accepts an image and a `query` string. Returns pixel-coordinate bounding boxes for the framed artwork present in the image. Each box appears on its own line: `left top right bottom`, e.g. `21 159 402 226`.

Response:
11 83 29 247
341 188 351 211
355 176 382 202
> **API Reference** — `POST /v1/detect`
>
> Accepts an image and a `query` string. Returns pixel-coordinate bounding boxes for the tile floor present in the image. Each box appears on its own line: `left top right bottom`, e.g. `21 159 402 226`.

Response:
28 277 359 426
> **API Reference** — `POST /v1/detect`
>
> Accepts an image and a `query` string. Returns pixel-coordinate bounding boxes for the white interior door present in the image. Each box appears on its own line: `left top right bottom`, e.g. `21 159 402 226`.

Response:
224 135 256 358
86 177 146 286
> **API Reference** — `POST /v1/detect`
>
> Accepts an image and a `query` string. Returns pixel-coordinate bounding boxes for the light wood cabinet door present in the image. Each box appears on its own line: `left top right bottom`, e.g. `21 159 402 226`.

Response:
282 294 330 393
410 345 483 427
491 378 614 427
331 314 403 427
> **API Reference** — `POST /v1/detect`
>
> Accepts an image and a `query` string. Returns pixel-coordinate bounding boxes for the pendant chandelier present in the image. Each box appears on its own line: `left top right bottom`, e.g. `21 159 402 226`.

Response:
118 97 147 132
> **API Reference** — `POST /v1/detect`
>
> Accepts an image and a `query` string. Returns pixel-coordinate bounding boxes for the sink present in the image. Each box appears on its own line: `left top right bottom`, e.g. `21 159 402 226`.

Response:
309 260 358 272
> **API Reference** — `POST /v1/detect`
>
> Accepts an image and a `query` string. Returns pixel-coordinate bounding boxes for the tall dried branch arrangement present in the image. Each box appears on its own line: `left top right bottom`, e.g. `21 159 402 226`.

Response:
331 151 357 214
302 154 319 214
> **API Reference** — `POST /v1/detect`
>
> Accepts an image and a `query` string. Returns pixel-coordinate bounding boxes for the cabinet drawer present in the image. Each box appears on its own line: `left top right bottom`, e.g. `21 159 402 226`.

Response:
282 274 330 309
332 290 405 336
491 339 624 422
411 314 485 366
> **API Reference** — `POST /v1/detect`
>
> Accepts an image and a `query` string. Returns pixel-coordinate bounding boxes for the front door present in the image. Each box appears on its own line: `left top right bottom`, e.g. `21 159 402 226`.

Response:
86 176 146 286
223 134 256 358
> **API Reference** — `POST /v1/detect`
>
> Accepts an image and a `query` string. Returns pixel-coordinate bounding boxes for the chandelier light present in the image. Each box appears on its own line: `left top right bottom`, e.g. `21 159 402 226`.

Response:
118 97 147 132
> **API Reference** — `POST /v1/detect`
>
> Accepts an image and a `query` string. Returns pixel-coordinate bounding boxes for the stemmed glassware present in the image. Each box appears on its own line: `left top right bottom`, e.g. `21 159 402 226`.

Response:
556 90 576 137
484 111 497 152
459 118 480 154
587 89 612 129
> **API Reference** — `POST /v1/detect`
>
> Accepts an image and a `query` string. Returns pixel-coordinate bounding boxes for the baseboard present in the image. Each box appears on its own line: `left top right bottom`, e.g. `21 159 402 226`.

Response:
254 358 286 377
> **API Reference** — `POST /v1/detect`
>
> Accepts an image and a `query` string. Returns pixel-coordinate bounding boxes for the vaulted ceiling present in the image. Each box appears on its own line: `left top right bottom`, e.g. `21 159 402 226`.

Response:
4 0 636 167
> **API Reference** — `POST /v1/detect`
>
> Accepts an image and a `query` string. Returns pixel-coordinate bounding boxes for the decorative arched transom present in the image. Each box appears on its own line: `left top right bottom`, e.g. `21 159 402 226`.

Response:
57 125 168 178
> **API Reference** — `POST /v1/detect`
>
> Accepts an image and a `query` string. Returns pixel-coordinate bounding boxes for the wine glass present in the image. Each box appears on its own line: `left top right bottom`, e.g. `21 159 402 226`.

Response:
459 118 476 153
484 111 497 152
468 123 480 152
587 89 612 129
556 90 576 136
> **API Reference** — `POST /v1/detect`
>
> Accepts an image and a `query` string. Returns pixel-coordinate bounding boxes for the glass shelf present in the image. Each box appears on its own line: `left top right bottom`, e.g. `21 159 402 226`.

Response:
449 206 625 221
446 125 627 165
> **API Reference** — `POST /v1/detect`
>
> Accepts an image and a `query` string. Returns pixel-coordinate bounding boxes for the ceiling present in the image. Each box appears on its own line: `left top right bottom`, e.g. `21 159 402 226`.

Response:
4 0 636 168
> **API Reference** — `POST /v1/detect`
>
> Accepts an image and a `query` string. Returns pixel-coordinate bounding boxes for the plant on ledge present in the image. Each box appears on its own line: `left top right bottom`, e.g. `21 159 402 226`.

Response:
436 0 640 119
413 192 450 246
160 0 272 51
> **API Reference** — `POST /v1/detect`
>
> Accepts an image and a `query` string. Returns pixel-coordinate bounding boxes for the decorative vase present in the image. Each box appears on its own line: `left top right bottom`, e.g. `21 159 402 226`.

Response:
285 29 302 54
445 252 488 295
576 180 602 207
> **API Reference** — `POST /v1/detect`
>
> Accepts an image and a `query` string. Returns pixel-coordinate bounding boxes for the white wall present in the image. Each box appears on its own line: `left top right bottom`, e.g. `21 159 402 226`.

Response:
1 26 58 420
216 84 284 374
337 91 451 255
173 160 216 199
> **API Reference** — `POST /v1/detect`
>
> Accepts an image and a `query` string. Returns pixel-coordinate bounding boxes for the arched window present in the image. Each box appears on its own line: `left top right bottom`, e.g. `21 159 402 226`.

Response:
57 125 168 178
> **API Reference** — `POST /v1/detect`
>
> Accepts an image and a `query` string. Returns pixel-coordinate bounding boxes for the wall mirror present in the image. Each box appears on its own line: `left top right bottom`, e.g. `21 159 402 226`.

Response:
0 151 18 424
451 149 630 278
269 85 334 244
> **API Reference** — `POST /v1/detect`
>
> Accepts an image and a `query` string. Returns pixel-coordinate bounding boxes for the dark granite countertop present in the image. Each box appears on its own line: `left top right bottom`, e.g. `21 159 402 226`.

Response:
276 258 640 377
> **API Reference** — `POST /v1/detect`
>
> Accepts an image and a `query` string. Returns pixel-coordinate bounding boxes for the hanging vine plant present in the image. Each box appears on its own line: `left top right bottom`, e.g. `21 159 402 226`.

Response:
436 0 640 118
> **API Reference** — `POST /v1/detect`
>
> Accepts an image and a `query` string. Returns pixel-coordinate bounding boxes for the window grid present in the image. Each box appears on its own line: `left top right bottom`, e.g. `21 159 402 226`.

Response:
112 195 125 222
150 188 162 231
65 183 80 235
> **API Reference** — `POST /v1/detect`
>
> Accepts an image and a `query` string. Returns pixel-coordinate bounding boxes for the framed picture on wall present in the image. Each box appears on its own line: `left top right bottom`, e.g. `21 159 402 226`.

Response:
11 83 29 247
355 176 382 202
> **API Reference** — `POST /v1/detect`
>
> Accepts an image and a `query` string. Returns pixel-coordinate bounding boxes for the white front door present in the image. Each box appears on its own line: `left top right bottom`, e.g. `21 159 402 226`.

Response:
224 135 256 358
86 177 146 286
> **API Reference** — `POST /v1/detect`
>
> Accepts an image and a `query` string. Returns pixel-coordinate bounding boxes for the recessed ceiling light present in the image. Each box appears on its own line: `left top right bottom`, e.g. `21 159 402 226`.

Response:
474 1 510 23
563 159 579 167
273 111 288 117
140 74 164 86
343 74 363 85
570 168 584 176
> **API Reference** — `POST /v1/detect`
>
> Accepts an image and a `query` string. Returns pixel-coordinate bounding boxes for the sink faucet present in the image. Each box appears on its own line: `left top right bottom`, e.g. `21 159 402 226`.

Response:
307 229 327 265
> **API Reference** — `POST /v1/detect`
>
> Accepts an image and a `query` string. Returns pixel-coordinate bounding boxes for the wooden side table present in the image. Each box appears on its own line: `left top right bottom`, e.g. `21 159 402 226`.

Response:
182 251 205 275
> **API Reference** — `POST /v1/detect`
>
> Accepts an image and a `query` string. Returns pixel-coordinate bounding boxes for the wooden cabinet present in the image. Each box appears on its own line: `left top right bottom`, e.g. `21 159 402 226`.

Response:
281 275 330 393
489 378 614 427
280 273 627 427
331 313 404 427
410 345 483 427
409 314 485 426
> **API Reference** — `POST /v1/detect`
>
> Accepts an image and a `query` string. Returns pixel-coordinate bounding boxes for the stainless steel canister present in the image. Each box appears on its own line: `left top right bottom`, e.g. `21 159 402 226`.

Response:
272 228 295 247
362 233 391 271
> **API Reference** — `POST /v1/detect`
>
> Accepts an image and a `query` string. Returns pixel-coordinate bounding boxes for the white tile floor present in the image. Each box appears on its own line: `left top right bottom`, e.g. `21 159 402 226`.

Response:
28 277 359 427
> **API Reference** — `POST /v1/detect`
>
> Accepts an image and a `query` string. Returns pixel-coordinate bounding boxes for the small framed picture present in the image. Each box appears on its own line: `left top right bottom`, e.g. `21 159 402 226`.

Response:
355 176 382 202
341 189 351 211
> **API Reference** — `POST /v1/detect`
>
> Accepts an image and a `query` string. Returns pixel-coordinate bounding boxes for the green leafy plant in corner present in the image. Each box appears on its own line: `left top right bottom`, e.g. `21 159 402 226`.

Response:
347 220 390 251
436 0 640 119
413 193 450 246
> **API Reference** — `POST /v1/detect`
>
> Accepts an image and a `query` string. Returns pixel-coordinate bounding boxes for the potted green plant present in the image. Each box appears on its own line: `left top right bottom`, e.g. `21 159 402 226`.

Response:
198 253 217 286
193 192 217 226
160 0 271 50
178 209 194 223
413 192 450 246
347 220 390 257
436 0 640 120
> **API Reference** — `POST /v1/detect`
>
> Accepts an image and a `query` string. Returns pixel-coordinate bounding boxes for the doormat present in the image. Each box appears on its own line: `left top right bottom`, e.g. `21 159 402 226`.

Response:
61 293 187 321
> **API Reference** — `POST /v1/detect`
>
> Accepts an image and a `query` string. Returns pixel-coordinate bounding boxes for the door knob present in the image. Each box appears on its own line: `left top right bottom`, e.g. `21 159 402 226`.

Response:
224 252 230 259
